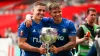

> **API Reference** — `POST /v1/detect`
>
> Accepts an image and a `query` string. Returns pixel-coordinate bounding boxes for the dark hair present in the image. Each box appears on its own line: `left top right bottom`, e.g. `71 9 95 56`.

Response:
47 2 61 11
33 1 46 8
86 8 96 15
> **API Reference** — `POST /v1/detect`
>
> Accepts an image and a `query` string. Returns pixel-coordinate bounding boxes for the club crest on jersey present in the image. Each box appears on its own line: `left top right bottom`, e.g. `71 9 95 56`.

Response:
62 28 67 33
20 30 23 36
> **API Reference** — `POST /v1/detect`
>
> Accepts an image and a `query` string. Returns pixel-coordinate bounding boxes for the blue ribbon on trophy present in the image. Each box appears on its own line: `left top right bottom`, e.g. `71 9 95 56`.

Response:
40 27 58 56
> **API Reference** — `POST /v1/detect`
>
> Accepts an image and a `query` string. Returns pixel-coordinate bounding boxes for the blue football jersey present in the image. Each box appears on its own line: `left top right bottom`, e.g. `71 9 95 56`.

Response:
18 18 49 56
49 18 76 56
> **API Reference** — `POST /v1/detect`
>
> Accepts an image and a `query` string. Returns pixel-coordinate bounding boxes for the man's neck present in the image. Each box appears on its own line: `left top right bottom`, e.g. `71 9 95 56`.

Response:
32 16 41 24
54 18 62 24
87 21 94 26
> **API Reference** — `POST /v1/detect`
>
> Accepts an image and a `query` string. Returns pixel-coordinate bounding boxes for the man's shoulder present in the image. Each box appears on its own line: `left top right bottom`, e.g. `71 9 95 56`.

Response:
63 18 73 23
62 18 68 21
20 21 25 25
94 24 100 28
19 21 27 28
62 18 74 26
79 23 86 28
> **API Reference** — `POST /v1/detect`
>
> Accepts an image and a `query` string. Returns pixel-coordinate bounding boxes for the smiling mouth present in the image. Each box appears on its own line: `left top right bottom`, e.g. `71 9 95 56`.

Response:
54 19 59 21
39 14 44 16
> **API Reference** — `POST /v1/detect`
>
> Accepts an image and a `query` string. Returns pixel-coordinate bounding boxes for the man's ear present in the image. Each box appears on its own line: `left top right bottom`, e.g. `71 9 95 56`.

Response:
85 14 88 20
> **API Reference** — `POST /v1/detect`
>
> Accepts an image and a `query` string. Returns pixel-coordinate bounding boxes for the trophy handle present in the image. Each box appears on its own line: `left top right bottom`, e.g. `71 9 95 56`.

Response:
41 43 50 56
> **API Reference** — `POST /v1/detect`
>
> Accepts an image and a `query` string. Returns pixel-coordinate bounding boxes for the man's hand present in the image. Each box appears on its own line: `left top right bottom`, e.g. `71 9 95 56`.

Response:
25 14 32 28
84 32 91 40
84 35 90 40
25 20 32 28
38 45 47 54
50 45 59 54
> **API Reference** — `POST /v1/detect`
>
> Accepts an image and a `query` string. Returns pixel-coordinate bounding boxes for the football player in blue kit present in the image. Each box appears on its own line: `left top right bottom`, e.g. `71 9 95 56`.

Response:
47 2 76 56
18 1 48 56
25 2 76 56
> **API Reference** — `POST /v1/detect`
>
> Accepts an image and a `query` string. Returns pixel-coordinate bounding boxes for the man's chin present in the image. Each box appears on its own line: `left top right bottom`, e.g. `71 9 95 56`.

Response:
39 16 43 18
90 21 94 24
38 17 42 20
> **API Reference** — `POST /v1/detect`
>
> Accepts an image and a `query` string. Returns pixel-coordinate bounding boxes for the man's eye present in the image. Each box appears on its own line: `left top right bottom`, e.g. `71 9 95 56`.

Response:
38 9 45 12
58 11 61 13
53 12 57 14
38 9 41 11
91 14 96 16
43 10 45 12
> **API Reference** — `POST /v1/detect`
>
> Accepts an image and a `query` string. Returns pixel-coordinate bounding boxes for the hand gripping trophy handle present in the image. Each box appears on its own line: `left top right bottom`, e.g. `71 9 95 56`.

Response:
42 43 50 56
40 27 58 56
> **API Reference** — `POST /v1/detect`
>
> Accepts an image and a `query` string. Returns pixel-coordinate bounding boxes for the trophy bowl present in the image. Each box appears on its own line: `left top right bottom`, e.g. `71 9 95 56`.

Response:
40 27 58 44
40 27 58 56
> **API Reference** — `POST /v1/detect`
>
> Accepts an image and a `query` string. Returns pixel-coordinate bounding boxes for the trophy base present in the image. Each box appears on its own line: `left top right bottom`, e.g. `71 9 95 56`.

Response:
41 53 50 56
46 53 50 56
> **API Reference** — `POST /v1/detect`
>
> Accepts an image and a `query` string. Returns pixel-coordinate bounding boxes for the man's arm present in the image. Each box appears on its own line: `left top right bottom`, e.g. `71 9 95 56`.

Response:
50 21 76 54
76 37 85 44
18 22 46 54
58 21 76 52
76 36 90 44
18 38 39 52
25 14 50 28
58 36 76 51
76 27 90 44
50 36 76 54
18 37 46 54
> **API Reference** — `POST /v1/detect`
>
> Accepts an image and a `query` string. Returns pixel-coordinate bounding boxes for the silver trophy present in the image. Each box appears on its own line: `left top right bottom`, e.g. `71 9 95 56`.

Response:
40 27 58 56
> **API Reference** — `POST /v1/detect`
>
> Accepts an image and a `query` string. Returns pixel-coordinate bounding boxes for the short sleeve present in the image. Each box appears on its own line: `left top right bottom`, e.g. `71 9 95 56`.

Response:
18 22 28 38
68 21 76 36
76 27 84 38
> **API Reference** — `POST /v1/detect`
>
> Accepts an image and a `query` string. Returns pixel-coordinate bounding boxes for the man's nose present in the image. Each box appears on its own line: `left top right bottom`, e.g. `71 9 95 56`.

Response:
56 13 60 16
92 15 96 17
40 11 45 14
